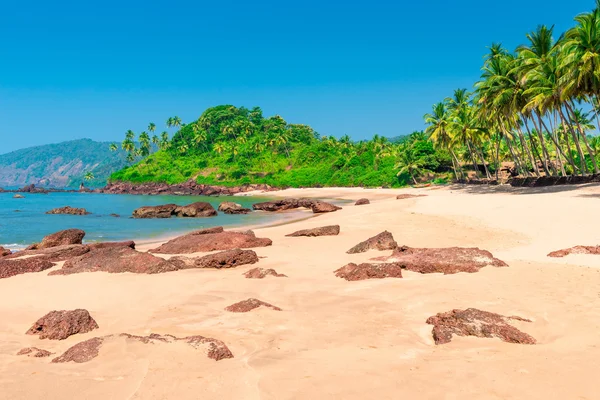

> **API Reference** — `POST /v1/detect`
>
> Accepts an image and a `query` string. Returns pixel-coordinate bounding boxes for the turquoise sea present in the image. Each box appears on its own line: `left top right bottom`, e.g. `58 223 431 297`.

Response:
0 192 290 250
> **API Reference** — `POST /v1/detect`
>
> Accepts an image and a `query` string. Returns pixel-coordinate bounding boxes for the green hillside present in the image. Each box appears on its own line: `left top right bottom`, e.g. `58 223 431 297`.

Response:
110 105 452 187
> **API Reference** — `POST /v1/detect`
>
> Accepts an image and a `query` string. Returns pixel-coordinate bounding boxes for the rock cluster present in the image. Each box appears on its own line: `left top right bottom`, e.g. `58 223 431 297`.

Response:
17 347 53 358
374 245 508 274
26 309 99 340
100 180 276 196
218 202 251 214
132 202 217 218
334 262 403 281
149 228 272 254
45 206 90 215
547 245 600 258
225 298 282 312
252 198 341 214
286 225 340 237
243 267 287 279
426 308 536 345
346 231 398 254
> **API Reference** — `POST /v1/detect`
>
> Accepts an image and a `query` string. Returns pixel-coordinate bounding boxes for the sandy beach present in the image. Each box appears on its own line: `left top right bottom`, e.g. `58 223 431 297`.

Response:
1 184 600 399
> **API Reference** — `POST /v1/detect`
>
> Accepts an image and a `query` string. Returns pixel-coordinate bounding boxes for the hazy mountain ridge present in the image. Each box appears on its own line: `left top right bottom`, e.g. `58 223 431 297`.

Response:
0 139 129 188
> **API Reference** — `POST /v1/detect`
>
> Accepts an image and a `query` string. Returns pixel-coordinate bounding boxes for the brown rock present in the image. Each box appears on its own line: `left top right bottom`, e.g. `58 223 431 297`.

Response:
5 244 91 263
548 245 600 258
396 194 426 200
175 202 218 218
26 309 99 340
243 267 287 279
49 246 179 275
218 202 251 214
426 308 536 345
0 258 55 279
286 225 340 237
87 241 136 250
225 298 282 312
252 198 315 212
346 231 398 254
170 249 259 269
375 245 508 274
51 337 104 363
192 226 225 235
132 204 178 219
0 246 11 256
355 198 370 205
311 201 342 214
13 194 25 198
46 206 90 215
17 347 53 357
149 230 272 254
52 333 233 363
27 229 86 250
334 262 403 281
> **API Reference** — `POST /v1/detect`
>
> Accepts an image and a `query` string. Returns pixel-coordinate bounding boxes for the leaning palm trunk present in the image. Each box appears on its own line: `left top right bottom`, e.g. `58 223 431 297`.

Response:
558 107 587 175
449 149 464 180
530 113 554 176
564 101 599 174
500 126 527 176
537 117 577 174
516 124 542 177
465 141 480 178
474 144 491 179
521 121 546 176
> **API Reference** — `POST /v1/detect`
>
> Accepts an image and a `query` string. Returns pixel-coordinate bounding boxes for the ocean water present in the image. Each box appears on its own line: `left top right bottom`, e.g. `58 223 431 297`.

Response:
0 192 293 250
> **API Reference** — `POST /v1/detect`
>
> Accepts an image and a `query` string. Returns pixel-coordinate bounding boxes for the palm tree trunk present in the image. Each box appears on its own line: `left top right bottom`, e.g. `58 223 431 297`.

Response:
474 144 491 179
564 101 599 174
530 113 554 176
465 141 480 179
448 149 460 180
516 120 541 177
522 121 544 176
537 116 576 174
558 107 587 175
500 126 527 176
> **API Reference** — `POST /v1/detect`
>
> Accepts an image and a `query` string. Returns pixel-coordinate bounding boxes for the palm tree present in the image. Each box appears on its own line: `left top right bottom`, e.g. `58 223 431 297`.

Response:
84 171 94 181
424 101 462 179
109 143 118 152
138 131 151 157
395 144 429 185
213 142 226 155
148 122 156 134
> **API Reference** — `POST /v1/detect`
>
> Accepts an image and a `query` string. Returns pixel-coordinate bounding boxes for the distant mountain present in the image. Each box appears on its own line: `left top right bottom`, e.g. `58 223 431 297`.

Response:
0 139 130 188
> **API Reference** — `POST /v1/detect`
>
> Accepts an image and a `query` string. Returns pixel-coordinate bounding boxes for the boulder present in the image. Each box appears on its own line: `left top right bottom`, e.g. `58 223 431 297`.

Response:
334 262 403 281
243 267 287 279
346 231 398 254
0 258 55 279
0 246 11 257
149 230 272 254
286 225 340 237
355 198 370 206
170 249 259 269
87 241 135 250
225 298 282 312
174 202 218 218
374 245 508 274
5 244 90 263
426 308 536 345
26 309 99 340
49 246 179 275
548 245 600 258
17 347 53 358
311 201 342 213
396 194 426 200
45 206 90 215
13 194 24 199
252 198 316 212
51 333 233 363
132 204 178 219
27 229 86 250
218 201 251 214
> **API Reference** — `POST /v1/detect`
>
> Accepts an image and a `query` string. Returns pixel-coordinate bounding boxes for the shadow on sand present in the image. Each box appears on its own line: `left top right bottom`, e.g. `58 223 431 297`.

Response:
445 182 600 196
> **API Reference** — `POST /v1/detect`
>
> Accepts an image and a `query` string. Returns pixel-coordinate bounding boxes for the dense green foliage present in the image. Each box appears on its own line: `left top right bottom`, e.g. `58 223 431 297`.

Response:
111 105 452 187
0 139 130 188
425 2 600 179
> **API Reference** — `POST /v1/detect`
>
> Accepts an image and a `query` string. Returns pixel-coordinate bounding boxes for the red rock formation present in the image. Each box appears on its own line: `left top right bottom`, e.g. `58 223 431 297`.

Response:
174 202 218 218
426 308 536 345
396 194 427 200
0 258 55 279
346 231 398 254
243 268 287 279
87 241 136 250
26 309 99 340
225 298 282 312
374 245 507 274
51 337 104 363
548 245 600 258
0 246 11 257
5 244 91 263
334 262 403 281
49 246 178 275
27 229 86 250
252 198 315 212
17 347 53 357
132 204 178 218
355 198 370 205
218 202 251 214
45 206 90 215
170 249 259 269
286 225 340 237
311 201 342 213
149 230 272 254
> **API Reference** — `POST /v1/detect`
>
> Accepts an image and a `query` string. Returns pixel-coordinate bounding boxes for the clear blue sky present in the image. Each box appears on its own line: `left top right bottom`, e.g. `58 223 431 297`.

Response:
0 0 594 153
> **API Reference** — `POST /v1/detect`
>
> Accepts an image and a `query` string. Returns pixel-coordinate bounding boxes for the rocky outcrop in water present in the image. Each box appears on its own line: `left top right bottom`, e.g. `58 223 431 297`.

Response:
346 231 398 254
334 262 403 281
100 180 276 196
170 249 259 269
26 309 99 340
149 229 272 254
373 245 508 274
225 298 282 312
132 202 217 218
426 308 536 345
286 225 340 237
27 229 86 250
218 202 251 214
46 206 90 215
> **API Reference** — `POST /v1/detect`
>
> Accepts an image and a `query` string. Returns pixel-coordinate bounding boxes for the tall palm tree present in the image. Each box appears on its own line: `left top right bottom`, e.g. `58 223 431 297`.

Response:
424 101 462 179
395 144 428 185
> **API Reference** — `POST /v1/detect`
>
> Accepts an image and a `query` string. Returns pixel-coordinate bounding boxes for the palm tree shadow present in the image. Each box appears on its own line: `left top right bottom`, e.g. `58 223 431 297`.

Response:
446 182 600 195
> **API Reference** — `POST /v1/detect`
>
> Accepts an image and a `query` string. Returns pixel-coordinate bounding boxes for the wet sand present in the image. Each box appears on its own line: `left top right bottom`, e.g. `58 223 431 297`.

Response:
1 184 600 399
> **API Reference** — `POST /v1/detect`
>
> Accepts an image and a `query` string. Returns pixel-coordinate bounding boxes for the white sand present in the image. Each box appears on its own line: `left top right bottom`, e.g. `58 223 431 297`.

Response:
1 184 600 399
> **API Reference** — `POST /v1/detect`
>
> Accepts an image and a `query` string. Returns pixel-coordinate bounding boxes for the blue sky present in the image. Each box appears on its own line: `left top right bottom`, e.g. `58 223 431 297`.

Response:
0 0 595 153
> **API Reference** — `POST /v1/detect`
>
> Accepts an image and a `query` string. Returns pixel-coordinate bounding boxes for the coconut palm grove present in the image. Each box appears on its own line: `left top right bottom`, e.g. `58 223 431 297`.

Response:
111 2 600 187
